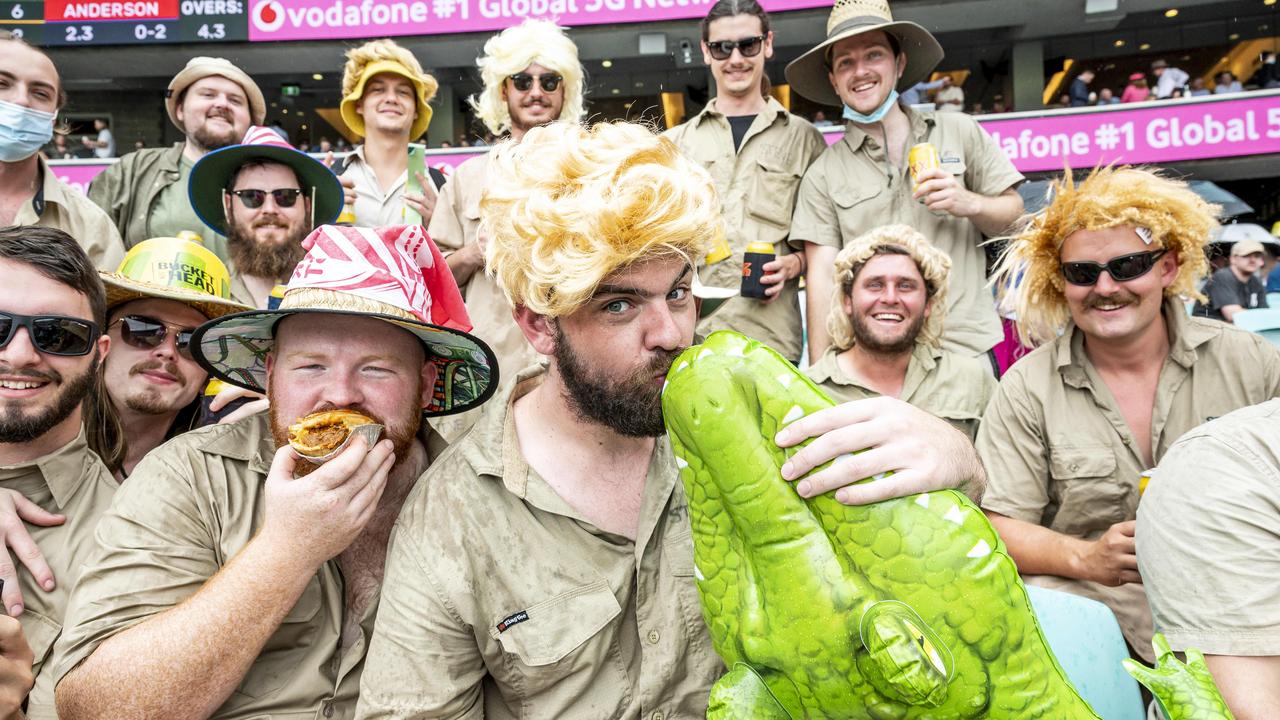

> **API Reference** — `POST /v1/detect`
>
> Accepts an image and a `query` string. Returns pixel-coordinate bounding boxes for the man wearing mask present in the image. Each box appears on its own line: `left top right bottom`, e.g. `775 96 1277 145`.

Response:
0 34 123 270
787 0 1024 367
88 57 265 263
430 18 587 439
0 226 118 717
664 0 826 364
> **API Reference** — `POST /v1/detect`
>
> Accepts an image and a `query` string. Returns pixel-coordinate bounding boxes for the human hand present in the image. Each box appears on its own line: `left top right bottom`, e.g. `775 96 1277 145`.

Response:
0 616 33 719
322 152 359 207
774 396 985 505
912 168 981 218
0 489 64 617
1074 520 1140 586
257 436 395 570
759 253 803 302
208 384 269 426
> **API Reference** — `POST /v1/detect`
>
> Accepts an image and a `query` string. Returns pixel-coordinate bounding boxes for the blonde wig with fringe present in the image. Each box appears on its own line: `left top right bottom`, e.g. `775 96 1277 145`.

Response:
992 166 1215 347
827 224 952 352
341 38 438 103
469 19 585 136
481 122 722 318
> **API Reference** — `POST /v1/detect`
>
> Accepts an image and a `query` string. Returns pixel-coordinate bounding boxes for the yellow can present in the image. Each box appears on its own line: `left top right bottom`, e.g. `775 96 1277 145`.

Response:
705 228 732 265
908 142 940 191
175 230 204 245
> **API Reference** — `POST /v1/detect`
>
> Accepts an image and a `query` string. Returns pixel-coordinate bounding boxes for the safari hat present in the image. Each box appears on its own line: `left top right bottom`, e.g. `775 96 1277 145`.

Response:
785 0 944 107
101 237 252 321
188 126 344 236
166 56 266 131
340 60 437 140
190 224 498 418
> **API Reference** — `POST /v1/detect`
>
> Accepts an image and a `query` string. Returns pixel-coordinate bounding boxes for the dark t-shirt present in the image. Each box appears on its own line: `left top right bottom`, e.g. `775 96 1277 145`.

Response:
1194 266 1269 320
726 115 756 152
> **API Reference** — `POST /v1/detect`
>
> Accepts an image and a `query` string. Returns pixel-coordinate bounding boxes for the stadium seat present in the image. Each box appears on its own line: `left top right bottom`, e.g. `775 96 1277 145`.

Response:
1026 585 1147 720
1232 307 1280 347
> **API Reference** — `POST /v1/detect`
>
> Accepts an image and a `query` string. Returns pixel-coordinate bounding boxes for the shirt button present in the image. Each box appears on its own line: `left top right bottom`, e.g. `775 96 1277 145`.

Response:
1070 463 1079 472
647 629 661 644
322 701 334 718
650 712 664 720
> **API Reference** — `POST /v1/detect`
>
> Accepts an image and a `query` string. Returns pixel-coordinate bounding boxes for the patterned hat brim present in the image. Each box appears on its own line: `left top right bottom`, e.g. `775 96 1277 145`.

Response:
189 308 499 418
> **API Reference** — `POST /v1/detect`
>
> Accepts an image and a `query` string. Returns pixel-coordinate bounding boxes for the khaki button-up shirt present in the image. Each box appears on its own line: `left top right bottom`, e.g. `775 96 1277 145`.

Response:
805 343 996 441
357 367 721 719
664 98 827 363
428 153 541 441
1137 398 1280 657
0 430 117 719
53 414 444 720
791 107 1024 356
977 300 1280 657
13 158 125 271
343 145 438 229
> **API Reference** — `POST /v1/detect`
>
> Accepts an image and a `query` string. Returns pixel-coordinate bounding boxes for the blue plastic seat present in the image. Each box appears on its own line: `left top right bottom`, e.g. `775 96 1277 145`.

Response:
1026 585 1147 720
1232 307 1280 347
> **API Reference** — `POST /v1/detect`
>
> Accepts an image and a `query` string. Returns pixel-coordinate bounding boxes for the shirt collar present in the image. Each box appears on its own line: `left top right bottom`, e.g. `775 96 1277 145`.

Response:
808 342 939 388
694 95 789 126
0 429 106 509
840 103 932 152
1057 296 1213 387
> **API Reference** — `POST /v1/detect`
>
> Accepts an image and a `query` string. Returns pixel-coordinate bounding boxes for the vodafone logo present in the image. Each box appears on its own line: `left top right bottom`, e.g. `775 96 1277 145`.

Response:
251 0 285 32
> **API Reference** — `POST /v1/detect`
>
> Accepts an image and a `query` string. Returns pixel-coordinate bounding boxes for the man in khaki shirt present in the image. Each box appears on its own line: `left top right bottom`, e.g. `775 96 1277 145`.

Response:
430 20 587 441
0 226 118 717
0 35 123 270
783 1 1024 361
664 1 826 363
806 224 994 441
980 167 1280 662
1138 398 1280 717
358 122 989 719
53 225 496 720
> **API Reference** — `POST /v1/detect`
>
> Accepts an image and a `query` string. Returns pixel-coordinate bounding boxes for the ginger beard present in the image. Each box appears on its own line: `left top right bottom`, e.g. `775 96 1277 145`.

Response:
267 378 423 473
0 356 98 443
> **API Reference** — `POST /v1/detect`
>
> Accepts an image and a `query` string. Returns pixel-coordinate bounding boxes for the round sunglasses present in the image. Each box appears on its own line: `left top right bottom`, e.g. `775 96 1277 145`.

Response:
1061 249 1167 286
228 188 303 209
0 311 100 356
508 72 563 93
706 35 767 61
112 315 198 359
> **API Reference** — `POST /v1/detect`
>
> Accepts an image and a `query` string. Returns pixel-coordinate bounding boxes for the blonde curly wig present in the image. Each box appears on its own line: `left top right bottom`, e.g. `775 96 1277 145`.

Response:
827 224 952 352
482 122 722 318
341 38 438 101
468 19 585 136
992 166 1215 346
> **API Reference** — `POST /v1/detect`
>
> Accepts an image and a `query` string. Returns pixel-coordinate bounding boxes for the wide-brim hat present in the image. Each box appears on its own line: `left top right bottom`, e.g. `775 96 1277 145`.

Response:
340 60 436 141
189 126 344 236
190 225 497 418
166 56 266 130
785 0 945 107
102 237 252 320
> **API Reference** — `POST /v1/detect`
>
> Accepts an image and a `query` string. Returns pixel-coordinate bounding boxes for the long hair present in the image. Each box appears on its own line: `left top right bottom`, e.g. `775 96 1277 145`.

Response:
468 20 585 136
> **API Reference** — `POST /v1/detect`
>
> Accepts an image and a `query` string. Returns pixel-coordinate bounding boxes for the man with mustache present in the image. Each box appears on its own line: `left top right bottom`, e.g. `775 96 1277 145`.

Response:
0 226 117 716
429 19 586 440
53 224 496 719
807 224 994 441
356 122 987 718
87 236 251 480
188 126 345 309
89 57 265 263
980 166 1280 663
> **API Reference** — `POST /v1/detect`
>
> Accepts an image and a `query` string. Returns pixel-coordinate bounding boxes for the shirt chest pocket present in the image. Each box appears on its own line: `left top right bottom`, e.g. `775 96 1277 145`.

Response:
831 181 886 241
489 580 622 692
1047 446 1129 537
746 157 804 231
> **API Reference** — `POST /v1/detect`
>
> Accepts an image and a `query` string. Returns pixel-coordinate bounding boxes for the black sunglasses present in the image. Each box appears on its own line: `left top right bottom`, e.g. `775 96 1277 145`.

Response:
508 72 563 93
113 315 197 359
706 35 767 61
1061 249 1167 286
229 188 303 209
0 311 100 357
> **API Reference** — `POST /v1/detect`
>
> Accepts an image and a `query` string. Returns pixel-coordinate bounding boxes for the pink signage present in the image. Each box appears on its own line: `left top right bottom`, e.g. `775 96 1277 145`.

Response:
49 163 111 195
247 0 831 42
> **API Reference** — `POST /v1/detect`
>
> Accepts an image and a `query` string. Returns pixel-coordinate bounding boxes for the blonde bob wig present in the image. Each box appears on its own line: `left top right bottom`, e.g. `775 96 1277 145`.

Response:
482 122 722 318
827 224 952 352
992 166 1215 347
469 19 585 136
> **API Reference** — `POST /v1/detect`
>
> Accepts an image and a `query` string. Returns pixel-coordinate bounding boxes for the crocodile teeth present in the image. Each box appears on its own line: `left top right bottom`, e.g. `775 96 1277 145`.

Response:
694 564 705 581
943 506 966 526
724 345 745 357
782 405 805 425
675 456 689 469
915 495 930 508
675 361 689 373
967 539 992 558
776 373 794 387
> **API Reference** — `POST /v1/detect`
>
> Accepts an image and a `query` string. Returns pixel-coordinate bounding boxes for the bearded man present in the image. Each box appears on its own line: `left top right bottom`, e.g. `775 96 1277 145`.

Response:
52 224 497 720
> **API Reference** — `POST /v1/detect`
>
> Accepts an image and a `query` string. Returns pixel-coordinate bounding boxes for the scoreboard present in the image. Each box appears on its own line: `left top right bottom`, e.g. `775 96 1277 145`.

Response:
0 1 248 46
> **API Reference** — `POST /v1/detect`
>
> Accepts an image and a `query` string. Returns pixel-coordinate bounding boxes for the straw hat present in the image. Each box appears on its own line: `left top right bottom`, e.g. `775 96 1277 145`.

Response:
188 126 344 236
165 57 266 131
190 224 498 418
785 0 944 107
101 237 252 320
340 60 437 140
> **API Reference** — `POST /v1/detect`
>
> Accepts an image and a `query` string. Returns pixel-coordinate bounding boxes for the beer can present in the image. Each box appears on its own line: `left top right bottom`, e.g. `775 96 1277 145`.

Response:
1138 469 1153 496
336 206 357 226
705 229 732 266
908 142 940 192
740 241 775 300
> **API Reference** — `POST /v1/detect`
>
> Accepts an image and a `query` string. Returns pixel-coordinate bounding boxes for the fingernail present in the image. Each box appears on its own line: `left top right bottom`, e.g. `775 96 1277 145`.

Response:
43 580 54 590
780 461 794 479
835 489 848 504
9 604 21 616
796 480 810 497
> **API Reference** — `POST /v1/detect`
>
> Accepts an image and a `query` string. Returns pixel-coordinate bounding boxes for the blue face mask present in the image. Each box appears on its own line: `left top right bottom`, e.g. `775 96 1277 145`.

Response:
842 89 900 125
0 99 56 163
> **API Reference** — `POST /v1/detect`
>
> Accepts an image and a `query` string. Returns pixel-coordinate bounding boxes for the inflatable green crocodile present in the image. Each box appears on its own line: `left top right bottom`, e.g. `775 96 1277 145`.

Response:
661 331 1233 719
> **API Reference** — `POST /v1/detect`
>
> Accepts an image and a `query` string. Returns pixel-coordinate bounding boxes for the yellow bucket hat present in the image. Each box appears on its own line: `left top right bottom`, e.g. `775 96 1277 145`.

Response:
340 60 437 140
100 237 253 320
